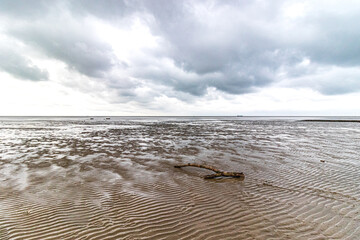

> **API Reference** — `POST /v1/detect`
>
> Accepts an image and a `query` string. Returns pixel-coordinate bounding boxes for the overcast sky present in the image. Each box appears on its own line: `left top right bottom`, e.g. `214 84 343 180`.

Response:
1 0 360 116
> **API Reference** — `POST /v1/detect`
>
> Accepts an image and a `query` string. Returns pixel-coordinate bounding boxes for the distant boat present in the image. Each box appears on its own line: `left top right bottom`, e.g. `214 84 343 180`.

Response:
236 115 243 117
105 117 111 120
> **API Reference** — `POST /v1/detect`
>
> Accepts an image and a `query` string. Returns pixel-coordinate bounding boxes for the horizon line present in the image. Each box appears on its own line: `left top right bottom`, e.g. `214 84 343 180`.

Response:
1 115 360 117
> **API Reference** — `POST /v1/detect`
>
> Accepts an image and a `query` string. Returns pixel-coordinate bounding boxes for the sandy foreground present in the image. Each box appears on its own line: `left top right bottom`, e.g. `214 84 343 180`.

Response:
0 118 360 239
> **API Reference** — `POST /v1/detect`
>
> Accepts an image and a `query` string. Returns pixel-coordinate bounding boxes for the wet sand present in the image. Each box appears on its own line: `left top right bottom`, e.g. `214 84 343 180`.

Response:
0 118 360 239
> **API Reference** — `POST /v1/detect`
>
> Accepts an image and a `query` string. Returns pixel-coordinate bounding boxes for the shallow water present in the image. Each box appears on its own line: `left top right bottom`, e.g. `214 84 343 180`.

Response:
0 117 360 239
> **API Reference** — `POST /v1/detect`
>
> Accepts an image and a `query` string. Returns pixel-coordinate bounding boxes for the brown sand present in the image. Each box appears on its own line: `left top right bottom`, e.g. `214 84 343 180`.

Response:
0 118 360 239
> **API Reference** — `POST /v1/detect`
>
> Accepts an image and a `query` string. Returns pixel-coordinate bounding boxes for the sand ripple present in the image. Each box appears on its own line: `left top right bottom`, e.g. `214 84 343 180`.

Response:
0 118 360 239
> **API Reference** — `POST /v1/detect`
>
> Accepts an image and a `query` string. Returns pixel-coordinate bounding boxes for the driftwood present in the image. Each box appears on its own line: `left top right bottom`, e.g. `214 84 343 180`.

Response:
174 163 244 179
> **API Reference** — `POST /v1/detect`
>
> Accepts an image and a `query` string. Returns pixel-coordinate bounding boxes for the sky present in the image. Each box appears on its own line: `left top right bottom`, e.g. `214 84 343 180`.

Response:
1 0 360 116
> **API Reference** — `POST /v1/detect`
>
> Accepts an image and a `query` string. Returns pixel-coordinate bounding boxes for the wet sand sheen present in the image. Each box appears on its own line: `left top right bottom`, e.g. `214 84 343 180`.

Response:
0 118 360 239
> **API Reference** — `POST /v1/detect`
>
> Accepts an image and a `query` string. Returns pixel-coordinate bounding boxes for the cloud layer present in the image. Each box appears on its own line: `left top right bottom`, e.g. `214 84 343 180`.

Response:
1 0 360 114
0 48 48 81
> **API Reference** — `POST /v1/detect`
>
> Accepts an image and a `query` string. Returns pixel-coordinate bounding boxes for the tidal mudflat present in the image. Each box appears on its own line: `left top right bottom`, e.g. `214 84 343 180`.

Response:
0 117 359 239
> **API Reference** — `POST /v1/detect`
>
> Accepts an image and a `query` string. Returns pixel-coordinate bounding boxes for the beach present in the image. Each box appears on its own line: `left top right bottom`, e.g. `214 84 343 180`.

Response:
0 117 360 239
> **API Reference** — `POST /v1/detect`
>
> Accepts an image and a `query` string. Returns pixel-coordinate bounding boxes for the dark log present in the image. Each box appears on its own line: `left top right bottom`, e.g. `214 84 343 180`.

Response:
174 163 244 179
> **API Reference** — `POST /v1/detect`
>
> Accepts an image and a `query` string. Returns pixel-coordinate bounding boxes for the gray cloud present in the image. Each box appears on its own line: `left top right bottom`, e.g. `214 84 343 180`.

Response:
68 0 138 20
1 0 360 101
0 0 136 20
132 0 301 95
0 49 48 81
0 0 51 19
141 0 360 96
9 20 115 78
0 0 117 79
282 64 360 95
285 6 360 67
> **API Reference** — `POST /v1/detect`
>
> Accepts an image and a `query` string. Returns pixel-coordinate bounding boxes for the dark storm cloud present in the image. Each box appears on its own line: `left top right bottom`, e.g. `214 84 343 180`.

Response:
0 49 48 81
1 0 360 98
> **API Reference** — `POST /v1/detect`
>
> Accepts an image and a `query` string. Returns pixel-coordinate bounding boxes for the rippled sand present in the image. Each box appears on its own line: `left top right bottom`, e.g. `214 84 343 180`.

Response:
1 117 360 239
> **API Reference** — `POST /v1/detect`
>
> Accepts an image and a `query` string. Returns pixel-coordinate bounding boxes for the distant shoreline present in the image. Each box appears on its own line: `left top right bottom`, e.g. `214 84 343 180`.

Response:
301 119 360 123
